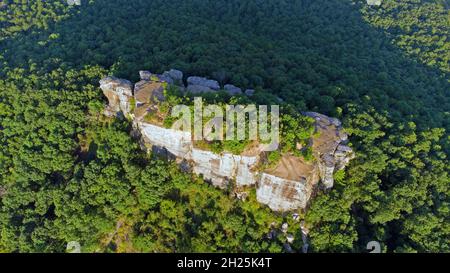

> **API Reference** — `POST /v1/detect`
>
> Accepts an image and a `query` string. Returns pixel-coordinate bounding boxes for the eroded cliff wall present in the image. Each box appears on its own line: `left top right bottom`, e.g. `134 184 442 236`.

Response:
99 70 354 211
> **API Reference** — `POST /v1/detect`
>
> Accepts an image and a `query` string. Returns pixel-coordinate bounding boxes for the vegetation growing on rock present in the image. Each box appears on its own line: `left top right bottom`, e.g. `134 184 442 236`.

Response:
0 0 448 253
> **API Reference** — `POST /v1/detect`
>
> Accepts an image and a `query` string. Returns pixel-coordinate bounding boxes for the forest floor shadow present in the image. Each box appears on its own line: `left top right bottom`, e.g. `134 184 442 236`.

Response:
1 0 448 129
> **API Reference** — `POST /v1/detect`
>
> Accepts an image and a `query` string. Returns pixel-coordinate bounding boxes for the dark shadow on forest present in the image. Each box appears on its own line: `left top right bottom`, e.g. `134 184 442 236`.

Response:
1 0 448 130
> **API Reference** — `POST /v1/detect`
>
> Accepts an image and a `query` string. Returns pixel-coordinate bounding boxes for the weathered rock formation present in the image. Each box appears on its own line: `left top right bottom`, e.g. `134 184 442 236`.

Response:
303 112 354 189
67 0 81 6
224 84 242 95
137 122 259 189
366 0 382 6
139 69 184 86
187 76 220 91
99 77 133 117
99 70 354 211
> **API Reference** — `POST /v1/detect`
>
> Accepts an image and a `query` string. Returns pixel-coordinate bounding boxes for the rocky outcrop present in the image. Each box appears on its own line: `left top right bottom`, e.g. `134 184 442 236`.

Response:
164 69 183 83
139 71 152 81
254 109 356 210
304 111 355 189
99 76 133 118
187 76 220 90
191 148 259 188
224 84 242 95
257 162 319 211
366 0 382 6
139 69 183 86
99 70 354 211
139 123 192 157
257 174 309 211
138 69 256 96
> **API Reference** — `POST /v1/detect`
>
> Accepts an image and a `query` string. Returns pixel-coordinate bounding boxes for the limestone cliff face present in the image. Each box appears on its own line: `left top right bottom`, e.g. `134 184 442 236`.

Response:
99 77 133 117
136 122 259 189
99 70 354 211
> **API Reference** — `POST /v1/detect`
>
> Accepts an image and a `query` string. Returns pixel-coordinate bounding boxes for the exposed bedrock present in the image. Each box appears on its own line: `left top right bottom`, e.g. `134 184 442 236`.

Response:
99 76 133 118
99 70 354 211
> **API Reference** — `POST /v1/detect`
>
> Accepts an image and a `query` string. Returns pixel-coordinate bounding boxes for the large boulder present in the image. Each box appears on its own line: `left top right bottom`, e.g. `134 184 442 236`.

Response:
139 69 183 86
99 76 133 117
100 72 355 212
258 110 354 210
139 70 152 81
303 111 342 128
187 76 220 90
317 154 336 189
256 173 308 211
334 144 355 170
305 111 354 189
158 74 174 85
164 69 183 83
224 84 242 95
367 0 382 6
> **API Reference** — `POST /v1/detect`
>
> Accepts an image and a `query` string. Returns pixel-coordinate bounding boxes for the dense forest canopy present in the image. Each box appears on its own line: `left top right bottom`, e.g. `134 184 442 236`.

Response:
0 0 448 252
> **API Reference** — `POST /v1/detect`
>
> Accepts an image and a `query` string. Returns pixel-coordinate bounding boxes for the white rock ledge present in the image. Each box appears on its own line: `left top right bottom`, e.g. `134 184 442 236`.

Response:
99 71 355 211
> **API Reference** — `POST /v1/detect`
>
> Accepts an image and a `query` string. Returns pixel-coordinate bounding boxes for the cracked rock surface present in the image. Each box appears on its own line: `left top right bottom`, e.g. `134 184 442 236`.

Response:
99 71 354 211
